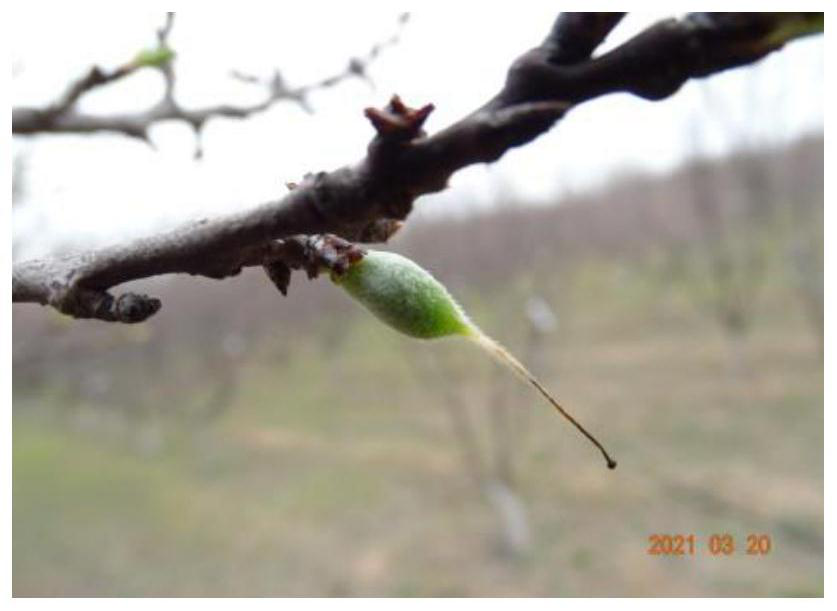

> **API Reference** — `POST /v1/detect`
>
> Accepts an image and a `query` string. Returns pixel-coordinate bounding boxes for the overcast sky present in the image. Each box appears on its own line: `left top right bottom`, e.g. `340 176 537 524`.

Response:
11 7 824 259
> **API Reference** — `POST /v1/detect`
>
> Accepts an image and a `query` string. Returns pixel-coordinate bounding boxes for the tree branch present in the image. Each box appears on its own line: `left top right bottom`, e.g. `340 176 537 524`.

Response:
11 12 822 323
12 12 410 155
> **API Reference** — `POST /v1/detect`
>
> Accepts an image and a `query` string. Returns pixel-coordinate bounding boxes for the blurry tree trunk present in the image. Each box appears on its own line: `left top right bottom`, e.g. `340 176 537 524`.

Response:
781 139 824 358
789 227 824 359
409 293 556 559
413 351 532 558
686 79 781 376
685 157 754 376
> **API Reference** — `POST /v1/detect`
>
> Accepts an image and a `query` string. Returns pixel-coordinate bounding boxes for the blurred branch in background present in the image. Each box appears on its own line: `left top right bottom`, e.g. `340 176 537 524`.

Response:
411 346 533 559
11 13 410 158
11 12 822 324
409 291 559 559
683 134 766 375
782 135 825 357
789 217 824 358
684 61 818 375
13 307 247 448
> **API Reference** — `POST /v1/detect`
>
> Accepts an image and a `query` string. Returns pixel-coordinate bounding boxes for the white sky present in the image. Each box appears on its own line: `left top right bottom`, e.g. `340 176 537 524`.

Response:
10 7 824 260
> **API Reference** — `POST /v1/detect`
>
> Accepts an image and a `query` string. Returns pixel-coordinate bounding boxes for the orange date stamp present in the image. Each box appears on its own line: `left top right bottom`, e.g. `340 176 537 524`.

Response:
647 534 772 556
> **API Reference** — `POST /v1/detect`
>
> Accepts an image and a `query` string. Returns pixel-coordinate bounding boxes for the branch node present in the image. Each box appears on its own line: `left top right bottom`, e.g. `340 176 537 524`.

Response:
50 287 161 323
301 234 365 278
112 292 162 323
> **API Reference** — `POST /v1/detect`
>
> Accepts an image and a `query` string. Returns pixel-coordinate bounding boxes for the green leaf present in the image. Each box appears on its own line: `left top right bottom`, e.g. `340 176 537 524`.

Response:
133 46 175 69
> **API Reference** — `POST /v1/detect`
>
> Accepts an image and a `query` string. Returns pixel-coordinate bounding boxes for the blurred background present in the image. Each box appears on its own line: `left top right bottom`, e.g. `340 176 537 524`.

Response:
12 9 823 596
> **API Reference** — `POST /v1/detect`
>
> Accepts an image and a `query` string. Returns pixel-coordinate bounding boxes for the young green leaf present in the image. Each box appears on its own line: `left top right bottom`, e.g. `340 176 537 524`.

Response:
332 249 617 469
133 46 175 69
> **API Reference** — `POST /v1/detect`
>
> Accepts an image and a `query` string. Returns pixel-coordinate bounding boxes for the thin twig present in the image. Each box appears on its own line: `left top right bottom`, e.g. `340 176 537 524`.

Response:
12 12 410 156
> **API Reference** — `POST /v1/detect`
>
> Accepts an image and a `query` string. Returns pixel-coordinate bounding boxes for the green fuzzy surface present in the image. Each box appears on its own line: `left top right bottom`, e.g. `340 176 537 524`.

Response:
333 250 473 340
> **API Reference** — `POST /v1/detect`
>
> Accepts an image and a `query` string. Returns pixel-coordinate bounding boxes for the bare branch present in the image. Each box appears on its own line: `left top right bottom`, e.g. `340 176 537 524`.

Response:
12 12 821 323
11 12 409 148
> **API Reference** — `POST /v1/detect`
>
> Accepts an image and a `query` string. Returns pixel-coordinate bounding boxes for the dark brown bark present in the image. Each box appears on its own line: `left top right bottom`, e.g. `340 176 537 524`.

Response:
11 12 822 323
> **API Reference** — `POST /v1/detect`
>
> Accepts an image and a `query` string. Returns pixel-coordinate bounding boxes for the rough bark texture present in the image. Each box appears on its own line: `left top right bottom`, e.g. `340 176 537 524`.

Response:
11 12 822 323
